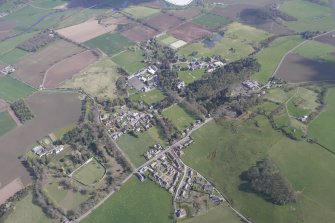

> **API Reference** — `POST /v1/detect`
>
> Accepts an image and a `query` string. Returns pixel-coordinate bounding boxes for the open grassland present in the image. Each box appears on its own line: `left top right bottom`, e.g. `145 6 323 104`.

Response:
0 111 16 136
179 22 270 61
0 76 35 103
252 35 303 84
178 68 206 84
117 126 166 167
84 33 133 56
293 40 335 61
72 158 106 185
192 13 230 29
82 177 173 223
0 48 29 64
112 49 145 74
2 193 56 223
129 89 166 105
280 0 335 32
308 87 335 152
286 87 319 118
122 6 160 19
162 104 196 131
0 32 37 56
183 204 242 223
62 58 120 100
269 138 335 223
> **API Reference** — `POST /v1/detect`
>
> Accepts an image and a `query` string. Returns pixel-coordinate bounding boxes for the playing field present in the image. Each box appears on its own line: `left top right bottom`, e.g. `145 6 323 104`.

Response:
117 126 166 167
0 111 16 136
112 49 145 74
129 89 166 105
82 177 173 223
122 6 160 19
252 35 303 84
84 33 133 56
72 158 106 185
157 34 179 45
308 87 335 152
162 104 196 131
192 13 230 29
0 76 35 102
178 68 206 84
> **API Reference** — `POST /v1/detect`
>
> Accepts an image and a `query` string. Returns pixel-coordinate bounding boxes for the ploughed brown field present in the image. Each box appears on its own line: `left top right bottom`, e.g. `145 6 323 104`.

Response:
277 53 335 83
0 20 17 40
211 4 293 35
0 91 81 203
146 13 182 32
121 24 159 42
315 31 335 46
43 50 100 88
168 22 211 43
13 40 84 88
169 7 201 20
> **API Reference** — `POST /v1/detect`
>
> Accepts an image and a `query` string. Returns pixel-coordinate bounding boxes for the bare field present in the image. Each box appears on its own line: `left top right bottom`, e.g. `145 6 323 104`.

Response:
169 7 201 20
13 40 84 88
0 99 7 111
0 178 24 205
121 24 159 42
0 91 82 196
43 50 100 88
315 31 335 46
168 22 211 43
277 53 335 83
0 20 17 40
146 13 182 32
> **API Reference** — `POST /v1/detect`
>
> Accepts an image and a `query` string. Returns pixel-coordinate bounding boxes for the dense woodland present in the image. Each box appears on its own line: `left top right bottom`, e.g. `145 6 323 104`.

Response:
18 30 56 52
10 99 34 123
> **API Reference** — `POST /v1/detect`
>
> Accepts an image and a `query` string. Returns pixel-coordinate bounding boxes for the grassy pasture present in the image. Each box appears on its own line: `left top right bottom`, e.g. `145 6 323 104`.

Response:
72 158 106 185
0 111 16 136
280 0 335 32
32 0 67 8
0 48 29 64
117 126 166 167
162 104 196 131
265 87 296 103
0 76 35 102
157 34 179 45
178 68 205 84
252 35 303 84
192 13 230 29
122 6 160 19
82 177 173 223
308 87 335 152
0 32 37 56
129 89 166 105
286 87 319 118
293 40 335 62
84 33 133 56
112 49 145 74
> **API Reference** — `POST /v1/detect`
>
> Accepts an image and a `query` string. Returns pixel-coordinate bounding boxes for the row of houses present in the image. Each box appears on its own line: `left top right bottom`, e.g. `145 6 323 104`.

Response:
32 145 64 157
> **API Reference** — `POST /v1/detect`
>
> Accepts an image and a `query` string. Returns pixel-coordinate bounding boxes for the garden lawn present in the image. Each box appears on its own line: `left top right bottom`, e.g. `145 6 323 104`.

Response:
72 158 106 185
178 68 205 84
122 6 160 19
82 177 173 223
252 35 303 84
112 49 145 74
84 33 133 56
162 104 196 131
192 13 230 29
117 126 166 167
129 89 166 105
0 111 16 136
0 48 29 64
0 76 35 102
308 87 335 152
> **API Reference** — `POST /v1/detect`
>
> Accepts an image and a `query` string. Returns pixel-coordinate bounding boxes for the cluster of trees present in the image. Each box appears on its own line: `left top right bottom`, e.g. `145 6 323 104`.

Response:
154 115 180 143
10 99 34 123
240 158 297 205
17 30 56 52
301 31 321 39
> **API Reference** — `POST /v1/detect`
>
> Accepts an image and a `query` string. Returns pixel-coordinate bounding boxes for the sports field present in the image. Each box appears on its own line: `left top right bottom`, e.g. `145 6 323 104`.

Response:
82 177 173 223
157 34 179 45
252 35 303 84
0 111 16 136
84 33 133 56
112 49 145 74
178 68 205 84
129 89 166 105
0 76 35 102
308 87 335 152
72 158 106 185
192 13 230 29
122 6 160 19
117 126 166 167
162 104 196 131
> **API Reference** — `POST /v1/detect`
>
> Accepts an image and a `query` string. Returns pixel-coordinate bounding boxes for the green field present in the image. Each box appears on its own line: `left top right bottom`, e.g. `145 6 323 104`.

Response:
162 104 196 131
112 49 145 74
252 35 303 84
32 0 67 8
54 124 76 139
0 76 35 102
0 48 29 64
286 87 319 118
308 87 335 152
82 177 173 223
178 68 206 84
192 13 230 29
122 6 160 19
2 193 56 223
84 33 133 56
0 111 16 136
72 158 106 185
280 0 335 32
129 89 166 105
117 126 166 167
0 32 37 56
293 40 335 62
179 22 270 62
157 34 179 45
183 204 242 223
